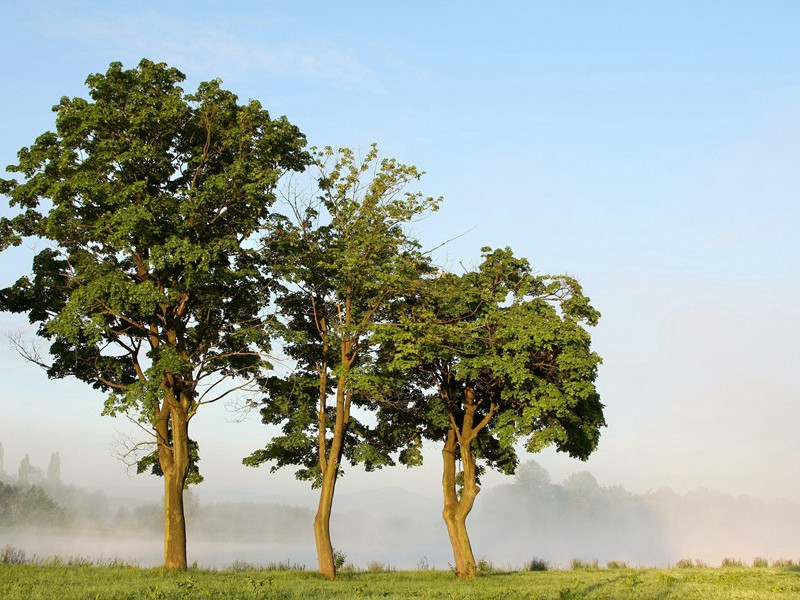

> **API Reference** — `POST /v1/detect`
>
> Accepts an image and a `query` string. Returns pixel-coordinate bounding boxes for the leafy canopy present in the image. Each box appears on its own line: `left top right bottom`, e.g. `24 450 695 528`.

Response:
378 247 605 476
244 145 440 484
0 59 309 479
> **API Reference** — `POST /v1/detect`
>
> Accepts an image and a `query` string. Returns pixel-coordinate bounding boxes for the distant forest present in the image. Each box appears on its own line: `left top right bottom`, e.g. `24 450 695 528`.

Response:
3 442 800 568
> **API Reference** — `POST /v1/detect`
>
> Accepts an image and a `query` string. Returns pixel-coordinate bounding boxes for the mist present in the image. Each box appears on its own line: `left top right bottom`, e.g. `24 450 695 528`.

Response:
3 446 799 570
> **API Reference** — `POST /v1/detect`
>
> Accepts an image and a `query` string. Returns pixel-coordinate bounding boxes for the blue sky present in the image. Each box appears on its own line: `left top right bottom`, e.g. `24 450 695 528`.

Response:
1 1 799 502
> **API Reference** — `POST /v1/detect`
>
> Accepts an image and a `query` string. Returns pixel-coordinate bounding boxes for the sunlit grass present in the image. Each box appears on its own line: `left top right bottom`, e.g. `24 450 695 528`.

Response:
1 558 799 599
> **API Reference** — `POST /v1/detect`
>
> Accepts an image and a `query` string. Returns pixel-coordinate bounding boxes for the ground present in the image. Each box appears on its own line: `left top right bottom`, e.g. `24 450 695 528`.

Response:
1 564 799 599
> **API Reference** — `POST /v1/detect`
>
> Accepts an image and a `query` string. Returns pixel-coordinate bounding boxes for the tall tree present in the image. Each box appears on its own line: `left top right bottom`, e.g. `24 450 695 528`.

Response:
0 59 308 569
378 248 605 578
46 452 61 484
244 145 439 579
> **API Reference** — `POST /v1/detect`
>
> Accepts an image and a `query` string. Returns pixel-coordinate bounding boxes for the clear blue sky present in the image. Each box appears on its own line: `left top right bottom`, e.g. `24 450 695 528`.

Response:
1 1 799 502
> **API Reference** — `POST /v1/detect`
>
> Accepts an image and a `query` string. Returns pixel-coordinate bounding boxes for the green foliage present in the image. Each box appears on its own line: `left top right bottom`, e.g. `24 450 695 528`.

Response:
378 247 605 477
0 59 309 484
332 548 348 571
526 558 549 571
245 145 438 481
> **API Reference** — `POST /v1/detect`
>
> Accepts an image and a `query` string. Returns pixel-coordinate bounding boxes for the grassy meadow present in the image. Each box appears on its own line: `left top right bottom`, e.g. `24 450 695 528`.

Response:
1 561 799 599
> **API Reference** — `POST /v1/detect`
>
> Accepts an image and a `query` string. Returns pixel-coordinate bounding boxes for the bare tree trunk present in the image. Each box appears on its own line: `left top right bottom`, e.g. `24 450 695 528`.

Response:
314 370 348 580
441 387 491 580
441 428 478 579
160 410 190 570
314 465 338 579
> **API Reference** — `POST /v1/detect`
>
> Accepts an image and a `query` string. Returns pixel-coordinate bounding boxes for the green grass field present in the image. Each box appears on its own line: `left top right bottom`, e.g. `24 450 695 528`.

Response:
1 564 799 599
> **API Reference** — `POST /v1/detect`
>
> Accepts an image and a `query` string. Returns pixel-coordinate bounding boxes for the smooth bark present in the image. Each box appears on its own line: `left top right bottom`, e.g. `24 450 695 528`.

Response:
441 387 495 579
159 406 190 570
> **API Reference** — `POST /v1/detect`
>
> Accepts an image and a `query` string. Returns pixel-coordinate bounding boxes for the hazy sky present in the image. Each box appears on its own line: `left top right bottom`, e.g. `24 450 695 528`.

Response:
1 1 799 504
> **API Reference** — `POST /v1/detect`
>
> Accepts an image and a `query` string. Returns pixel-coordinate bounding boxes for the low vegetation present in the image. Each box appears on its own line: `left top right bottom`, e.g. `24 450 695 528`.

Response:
1 558 799 599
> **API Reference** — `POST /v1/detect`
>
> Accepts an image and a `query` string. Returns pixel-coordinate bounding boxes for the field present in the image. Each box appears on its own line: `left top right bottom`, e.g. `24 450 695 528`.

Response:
1 564 799 599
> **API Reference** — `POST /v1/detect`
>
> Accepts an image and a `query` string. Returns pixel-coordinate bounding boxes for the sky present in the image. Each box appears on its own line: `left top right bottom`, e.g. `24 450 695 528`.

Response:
1 1 799 505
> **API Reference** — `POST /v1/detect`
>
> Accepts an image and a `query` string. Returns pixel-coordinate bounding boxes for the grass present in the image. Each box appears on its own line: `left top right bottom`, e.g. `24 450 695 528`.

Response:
2 561 800 599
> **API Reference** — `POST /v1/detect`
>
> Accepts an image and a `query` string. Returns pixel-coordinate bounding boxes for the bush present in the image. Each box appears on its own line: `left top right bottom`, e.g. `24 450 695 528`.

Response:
751 557 768 568
332 548 347 572
476 558 496 576
416 556 432 571
606 560 629 569
525 557 548 571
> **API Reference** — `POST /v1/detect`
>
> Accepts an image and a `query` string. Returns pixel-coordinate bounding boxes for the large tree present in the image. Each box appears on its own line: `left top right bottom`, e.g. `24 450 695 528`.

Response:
0 59 308 569
244 145 439 579
378 247 605 578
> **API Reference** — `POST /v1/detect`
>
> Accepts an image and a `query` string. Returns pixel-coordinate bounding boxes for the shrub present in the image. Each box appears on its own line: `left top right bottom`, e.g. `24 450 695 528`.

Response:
606 560 629 569
416 556 432 571
332 548 347 572
751 557 768 568
476 558 496 576
526 557 548 571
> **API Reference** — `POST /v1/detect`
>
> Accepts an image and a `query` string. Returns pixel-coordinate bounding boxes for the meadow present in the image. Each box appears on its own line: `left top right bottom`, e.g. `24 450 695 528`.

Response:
1 560 798 599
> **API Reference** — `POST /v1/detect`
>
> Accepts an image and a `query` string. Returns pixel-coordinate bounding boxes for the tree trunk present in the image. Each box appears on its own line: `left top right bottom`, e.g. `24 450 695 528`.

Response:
314 370 348 579
160 411 190 570
314 466 337 579
441 427 479 579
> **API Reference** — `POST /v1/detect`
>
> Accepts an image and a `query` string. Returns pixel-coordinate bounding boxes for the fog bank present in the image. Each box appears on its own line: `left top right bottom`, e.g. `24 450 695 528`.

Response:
3 455 799 569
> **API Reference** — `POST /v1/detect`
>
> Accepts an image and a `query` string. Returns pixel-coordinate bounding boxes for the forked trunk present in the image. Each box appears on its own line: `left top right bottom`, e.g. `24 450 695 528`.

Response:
159 411 190 570
441 427 480 579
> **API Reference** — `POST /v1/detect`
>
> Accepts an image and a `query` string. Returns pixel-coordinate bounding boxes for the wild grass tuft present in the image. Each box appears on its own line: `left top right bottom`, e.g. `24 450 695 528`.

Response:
751 557 768 568
1 546 26 565
720 557 745 568
570 558 598 570
224 559 304 572
605 560 629 569
772 558 796 568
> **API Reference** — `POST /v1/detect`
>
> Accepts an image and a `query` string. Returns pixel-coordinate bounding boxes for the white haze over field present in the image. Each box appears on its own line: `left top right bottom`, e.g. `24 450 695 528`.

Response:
3 454 800 570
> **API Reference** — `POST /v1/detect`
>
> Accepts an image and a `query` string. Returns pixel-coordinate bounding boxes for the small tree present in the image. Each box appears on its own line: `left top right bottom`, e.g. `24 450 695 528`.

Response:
244 145 438 579
379 248 605 578
46 452 61 484
0 59 308 569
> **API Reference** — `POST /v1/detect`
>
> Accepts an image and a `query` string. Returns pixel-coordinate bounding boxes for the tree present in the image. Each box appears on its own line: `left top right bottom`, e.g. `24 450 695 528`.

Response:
47 452 61 484
0 59 308 569
244 145 439 579
378 247 605 578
